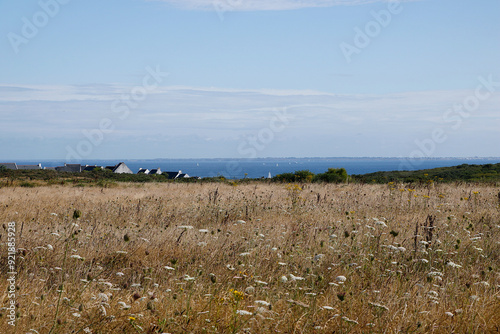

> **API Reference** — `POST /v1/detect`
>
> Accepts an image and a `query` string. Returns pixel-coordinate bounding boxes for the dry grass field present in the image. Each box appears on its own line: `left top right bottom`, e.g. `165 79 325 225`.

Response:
0 181 499 333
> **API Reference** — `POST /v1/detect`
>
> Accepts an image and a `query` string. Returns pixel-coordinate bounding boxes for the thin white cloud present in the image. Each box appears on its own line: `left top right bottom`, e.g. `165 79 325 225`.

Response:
151 0 416 11
1 83 499 158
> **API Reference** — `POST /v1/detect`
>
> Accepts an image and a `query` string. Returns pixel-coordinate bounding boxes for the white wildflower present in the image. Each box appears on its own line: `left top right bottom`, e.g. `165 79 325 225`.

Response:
98 281 113 288
117 301 131 309
280 275 288 283
164 266 175 270
446 261 462 268
239 252 251 256
427 290 439 298
342 316 358 325
322 306 335 310
245 286 255 294
116 272 125 277
46 244 54 250
178 225 193 230
72 312 81 317
98 293 109 302
256 307 269 314
198 229 209 233
70 255 84 260
236 310 252 316
289 274 304 281
384 245 398 251
336 275 347 283
476 281 490 287
368 302 389 311
236 220 246 224
313 254 324 261
445 312 454 317
255 300 270 307
375 221 387 228
255 280 268 285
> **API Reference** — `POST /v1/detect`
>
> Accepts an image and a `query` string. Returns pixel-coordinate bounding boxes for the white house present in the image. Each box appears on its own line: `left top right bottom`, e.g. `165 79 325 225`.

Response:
105 162 133 174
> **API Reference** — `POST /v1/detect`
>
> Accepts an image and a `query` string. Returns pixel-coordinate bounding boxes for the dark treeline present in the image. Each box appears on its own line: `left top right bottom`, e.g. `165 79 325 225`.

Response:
1 163 499 187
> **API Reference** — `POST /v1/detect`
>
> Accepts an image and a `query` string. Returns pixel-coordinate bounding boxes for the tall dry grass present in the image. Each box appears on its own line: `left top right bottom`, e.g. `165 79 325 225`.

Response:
0 181 499 333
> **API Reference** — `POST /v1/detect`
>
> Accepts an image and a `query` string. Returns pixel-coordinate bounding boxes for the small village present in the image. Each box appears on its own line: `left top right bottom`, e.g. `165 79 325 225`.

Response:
0 162 197 180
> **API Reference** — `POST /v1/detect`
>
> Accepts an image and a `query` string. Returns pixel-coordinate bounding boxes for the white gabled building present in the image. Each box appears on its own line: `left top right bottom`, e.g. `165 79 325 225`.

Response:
105 162 133 174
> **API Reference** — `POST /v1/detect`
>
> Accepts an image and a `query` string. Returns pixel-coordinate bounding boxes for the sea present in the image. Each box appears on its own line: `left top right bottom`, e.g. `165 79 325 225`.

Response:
12 157 500 179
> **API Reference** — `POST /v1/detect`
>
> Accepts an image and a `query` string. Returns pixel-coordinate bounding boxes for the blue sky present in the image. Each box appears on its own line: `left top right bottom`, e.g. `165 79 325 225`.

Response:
1 0 499 160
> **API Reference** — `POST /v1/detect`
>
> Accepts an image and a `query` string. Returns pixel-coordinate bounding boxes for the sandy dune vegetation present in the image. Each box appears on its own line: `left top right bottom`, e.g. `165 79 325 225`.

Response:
0 182 499 333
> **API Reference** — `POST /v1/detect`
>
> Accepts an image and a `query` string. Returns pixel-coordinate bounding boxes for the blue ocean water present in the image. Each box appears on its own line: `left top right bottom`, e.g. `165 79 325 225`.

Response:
14 158 500 179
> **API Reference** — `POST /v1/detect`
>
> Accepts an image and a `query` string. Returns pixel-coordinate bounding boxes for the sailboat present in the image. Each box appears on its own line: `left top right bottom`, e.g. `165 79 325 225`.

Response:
267 172 272 179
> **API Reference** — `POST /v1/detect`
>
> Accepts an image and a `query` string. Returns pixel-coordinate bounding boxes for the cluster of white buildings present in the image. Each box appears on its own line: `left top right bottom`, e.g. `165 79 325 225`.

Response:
0 162 195 179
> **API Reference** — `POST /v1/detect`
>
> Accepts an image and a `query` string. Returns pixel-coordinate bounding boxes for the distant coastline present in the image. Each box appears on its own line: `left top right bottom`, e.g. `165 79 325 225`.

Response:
2 157 500 179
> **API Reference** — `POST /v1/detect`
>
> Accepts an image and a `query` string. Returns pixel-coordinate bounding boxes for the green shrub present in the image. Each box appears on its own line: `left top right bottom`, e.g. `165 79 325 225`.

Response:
20 181 36 188
273 170 314 182
313 168 348 183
